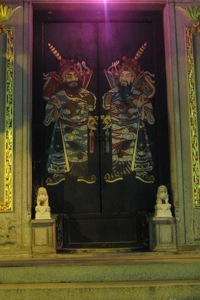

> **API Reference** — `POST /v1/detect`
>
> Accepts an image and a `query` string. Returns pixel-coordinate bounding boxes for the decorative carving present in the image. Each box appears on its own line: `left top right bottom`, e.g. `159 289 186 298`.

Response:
35 187 51 219
0 5 20 23
185 22 200 207
0 26 14 212
177 6 200 25
0 219 17 245
0 4 21 212
178 6 200 207
193 219 200 240
154 185 172 218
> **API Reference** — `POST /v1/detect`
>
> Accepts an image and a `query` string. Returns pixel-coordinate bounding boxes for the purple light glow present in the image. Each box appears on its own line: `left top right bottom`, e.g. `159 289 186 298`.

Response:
103 0 109 25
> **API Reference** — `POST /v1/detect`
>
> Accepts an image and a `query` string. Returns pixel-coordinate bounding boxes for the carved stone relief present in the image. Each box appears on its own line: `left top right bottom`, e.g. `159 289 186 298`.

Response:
177 6 200 208
0 5 20 212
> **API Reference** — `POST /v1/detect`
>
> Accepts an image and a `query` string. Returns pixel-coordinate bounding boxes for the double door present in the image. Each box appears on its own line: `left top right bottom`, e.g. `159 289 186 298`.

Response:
32 12 169 249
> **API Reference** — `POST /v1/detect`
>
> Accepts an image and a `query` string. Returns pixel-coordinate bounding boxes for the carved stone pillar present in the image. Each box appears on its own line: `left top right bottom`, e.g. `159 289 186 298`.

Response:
0 1 32 257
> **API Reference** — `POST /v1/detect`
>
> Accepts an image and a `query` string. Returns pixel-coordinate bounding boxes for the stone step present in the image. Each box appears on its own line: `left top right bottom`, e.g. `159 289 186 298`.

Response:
0 252 200 299
0 280 200 300
0 260 200 284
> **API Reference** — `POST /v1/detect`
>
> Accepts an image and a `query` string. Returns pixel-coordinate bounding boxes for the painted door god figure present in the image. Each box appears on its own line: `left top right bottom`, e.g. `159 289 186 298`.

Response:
44 44 97 185
102 43 155 183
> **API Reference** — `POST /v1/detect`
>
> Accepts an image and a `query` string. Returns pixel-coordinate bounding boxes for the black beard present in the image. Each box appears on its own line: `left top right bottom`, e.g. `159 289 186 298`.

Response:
60 81 82 94
118 82 132 95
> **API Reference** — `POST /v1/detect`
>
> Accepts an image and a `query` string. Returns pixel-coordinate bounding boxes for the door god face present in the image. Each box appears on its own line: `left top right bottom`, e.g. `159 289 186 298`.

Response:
64 71 79 88
119 70 134 86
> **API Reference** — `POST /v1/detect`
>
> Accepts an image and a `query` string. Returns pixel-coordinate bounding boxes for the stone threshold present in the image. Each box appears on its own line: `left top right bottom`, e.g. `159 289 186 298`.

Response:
1 250 200 266
0 280 200 289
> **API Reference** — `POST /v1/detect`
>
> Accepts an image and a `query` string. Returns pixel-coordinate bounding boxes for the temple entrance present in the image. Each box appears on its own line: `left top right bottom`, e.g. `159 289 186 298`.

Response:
32 7 169 251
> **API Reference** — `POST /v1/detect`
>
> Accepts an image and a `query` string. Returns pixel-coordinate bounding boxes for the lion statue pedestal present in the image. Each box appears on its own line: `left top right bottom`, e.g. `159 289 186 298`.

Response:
149 185 177 252
31 187 56 254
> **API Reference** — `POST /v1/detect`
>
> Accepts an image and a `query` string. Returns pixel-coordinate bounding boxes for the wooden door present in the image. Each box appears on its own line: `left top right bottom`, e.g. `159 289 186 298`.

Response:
32 10 169 250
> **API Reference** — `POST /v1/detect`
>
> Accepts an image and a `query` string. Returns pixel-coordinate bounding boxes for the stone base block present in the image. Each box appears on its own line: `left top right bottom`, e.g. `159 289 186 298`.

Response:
149 217 177 251
31 219 56 254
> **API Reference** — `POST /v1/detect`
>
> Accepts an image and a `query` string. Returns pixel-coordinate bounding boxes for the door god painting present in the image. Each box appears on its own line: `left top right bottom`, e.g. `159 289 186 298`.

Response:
43 42 156 186
43 44 97 186
102 43 155 183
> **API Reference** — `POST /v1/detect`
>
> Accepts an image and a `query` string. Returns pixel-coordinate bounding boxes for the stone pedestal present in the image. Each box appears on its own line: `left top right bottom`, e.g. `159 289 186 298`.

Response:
31 219 56 254
149 217 177 252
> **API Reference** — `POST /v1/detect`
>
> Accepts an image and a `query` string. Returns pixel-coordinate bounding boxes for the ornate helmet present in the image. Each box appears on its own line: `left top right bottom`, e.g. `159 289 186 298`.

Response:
104 42 155 98
48 43 93 89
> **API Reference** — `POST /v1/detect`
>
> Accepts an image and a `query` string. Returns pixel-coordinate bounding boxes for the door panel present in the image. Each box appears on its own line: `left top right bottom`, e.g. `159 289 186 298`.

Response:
43 22 101 215
33 12 168 249
98 22 156 216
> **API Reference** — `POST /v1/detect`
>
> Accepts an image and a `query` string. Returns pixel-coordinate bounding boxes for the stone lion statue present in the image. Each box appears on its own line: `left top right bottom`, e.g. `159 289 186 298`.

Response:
35 187 51 219
36 187 49 206
154 185 172 218
156 185 169 204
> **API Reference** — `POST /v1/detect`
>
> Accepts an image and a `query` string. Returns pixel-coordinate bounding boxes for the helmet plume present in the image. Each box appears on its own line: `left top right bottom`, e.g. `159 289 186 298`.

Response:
134 42 147 60
48 43 62 61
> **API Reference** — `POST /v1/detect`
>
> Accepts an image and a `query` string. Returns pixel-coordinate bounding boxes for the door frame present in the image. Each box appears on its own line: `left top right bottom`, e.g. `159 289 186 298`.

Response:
31 0 185 251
